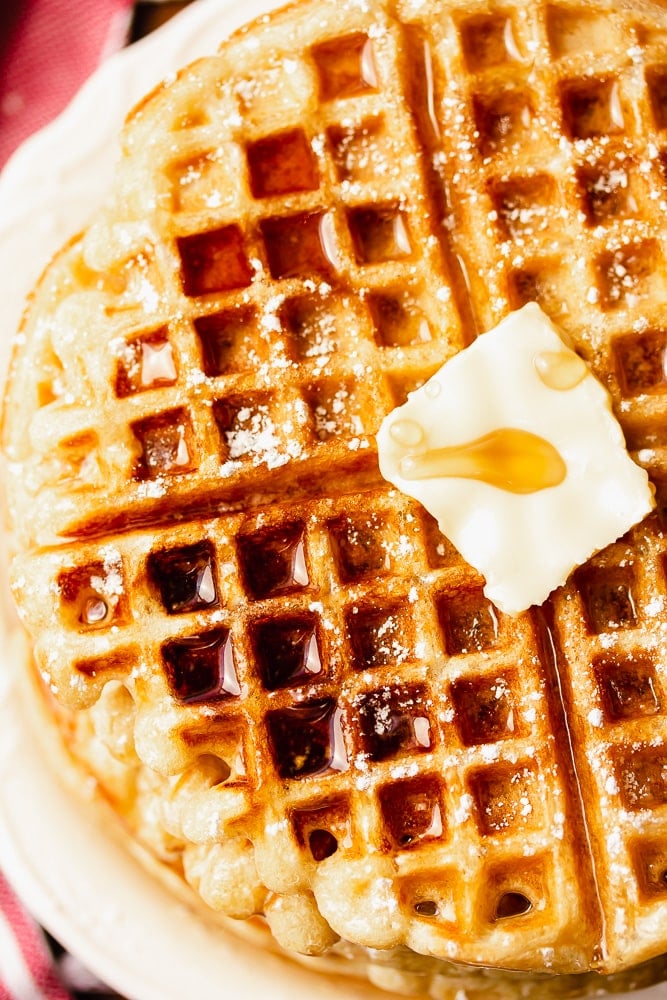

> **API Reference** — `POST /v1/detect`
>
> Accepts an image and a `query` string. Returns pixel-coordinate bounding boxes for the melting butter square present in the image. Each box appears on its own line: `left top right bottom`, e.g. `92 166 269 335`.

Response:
376 303 654 614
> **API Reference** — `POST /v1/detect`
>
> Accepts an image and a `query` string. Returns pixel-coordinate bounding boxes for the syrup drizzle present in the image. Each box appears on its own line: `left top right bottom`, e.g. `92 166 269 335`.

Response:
531 607 608 964
397 427 566 494
421 38 441 140
534 350 588 391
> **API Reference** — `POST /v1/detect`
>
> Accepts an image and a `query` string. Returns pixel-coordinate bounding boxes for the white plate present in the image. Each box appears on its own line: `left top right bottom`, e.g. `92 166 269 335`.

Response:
0 1 665 997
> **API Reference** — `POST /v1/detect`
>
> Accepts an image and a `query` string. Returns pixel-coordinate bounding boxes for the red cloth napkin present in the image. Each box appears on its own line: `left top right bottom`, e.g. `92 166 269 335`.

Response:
0 873 71 999
0 0 135 169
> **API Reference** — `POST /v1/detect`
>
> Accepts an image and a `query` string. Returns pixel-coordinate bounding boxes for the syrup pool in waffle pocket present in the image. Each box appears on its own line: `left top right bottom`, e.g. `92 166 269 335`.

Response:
6 0 667 998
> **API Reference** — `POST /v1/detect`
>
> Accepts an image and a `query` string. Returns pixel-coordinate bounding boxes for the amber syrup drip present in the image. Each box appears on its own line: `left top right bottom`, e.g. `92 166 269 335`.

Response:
237 523 309 600
253 616 321 691
358 686 431 762
162 628 239 703
148 541 218 614
534 350 588 391
399 427 566 494
379 776 443 848
267 700 347 779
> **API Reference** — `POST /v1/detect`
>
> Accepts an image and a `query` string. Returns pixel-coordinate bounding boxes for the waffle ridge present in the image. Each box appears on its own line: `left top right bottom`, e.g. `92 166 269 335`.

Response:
7 0 667 992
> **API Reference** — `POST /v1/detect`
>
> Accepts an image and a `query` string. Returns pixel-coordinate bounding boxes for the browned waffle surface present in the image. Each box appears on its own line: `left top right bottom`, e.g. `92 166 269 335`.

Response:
7 0 667 988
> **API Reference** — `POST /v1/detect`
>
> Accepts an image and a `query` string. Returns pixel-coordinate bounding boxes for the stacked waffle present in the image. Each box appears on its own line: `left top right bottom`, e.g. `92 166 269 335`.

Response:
6 0 667 996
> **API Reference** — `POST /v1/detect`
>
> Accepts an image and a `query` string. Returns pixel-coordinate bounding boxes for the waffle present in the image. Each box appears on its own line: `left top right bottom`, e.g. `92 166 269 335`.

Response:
6 0 667 994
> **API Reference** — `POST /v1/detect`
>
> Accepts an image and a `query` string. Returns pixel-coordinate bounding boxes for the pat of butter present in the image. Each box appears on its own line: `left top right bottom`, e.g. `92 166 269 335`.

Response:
376 303 654 615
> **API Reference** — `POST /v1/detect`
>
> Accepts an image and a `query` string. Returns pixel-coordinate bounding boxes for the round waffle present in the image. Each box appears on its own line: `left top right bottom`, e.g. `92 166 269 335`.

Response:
6 0 667 995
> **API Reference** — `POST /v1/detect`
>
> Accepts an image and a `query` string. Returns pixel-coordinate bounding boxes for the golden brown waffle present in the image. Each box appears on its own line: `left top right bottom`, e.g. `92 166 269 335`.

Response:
7 0 667 993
